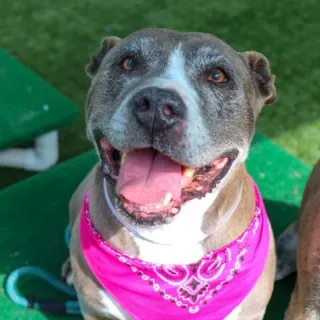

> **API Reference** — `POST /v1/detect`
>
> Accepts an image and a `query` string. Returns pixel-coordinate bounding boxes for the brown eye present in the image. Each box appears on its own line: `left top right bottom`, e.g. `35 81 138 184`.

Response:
208 68 228 83
120 57 136 70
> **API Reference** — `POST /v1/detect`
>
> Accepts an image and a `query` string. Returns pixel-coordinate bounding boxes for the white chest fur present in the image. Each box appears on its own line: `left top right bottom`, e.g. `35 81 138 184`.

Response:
224 305 242 320
132 190 219 265
98 290 126 320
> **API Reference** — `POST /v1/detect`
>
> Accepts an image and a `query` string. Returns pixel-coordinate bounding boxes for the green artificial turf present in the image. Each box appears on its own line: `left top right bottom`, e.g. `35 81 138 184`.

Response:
0 49 78 149
0 0 319 188
0 133 311 319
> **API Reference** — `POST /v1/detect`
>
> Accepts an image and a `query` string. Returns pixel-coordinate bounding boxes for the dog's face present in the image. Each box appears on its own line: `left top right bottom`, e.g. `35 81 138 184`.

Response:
86 28 276 225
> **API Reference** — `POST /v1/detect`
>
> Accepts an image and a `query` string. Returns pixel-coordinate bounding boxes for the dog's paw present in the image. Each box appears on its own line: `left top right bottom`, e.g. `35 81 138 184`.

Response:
61 258 74 286
275 222 298 281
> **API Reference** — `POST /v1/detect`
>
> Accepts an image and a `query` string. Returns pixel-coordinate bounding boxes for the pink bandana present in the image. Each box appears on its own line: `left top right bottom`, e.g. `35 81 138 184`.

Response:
80 181 270 320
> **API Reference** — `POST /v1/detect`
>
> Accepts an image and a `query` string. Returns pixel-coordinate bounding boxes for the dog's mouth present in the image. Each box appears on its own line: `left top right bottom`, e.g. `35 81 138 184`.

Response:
99 138 238 223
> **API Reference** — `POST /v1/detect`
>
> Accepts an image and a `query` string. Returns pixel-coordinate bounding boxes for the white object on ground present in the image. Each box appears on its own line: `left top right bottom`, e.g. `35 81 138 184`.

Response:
0 130 59 171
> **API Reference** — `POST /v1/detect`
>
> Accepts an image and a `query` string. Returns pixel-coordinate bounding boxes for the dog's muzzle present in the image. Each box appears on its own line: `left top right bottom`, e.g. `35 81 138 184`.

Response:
132 87 186 134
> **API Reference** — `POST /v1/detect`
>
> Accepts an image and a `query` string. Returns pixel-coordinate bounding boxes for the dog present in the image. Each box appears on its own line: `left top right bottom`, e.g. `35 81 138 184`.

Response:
276 160 320 319
63 28 277 320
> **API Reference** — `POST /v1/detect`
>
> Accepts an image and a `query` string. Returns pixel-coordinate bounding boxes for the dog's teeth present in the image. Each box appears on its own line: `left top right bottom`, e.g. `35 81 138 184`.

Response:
182 167 195 177
120 152 128 165
163 193 172 206
214 157 228 169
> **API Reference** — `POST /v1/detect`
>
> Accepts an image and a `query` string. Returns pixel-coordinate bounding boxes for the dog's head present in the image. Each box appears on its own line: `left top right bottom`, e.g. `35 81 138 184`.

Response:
86 28 276 225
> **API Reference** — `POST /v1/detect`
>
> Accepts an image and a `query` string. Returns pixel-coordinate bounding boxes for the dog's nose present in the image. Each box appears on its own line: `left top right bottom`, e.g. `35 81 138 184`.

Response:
133 87 185 133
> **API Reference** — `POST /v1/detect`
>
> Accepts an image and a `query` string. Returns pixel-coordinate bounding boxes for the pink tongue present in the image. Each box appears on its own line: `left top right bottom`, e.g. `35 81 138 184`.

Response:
117 149 182 205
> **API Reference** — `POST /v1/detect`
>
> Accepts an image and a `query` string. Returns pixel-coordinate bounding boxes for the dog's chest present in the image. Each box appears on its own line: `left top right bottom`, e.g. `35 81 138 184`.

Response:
134 238 205 265
132 191 219 265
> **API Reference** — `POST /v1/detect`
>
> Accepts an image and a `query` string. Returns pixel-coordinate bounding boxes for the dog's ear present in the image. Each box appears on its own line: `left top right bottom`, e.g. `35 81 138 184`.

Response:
241 51 277 106
86 36 121 78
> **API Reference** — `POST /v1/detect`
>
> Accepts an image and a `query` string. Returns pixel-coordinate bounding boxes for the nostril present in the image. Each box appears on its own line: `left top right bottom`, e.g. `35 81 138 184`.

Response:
137 97 150 112
163 104 174 117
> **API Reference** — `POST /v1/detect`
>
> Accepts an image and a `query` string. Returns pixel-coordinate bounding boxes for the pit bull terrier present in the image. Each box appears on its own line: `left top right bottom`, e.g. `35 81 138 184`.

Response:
63 28 277 319
276 160 320 319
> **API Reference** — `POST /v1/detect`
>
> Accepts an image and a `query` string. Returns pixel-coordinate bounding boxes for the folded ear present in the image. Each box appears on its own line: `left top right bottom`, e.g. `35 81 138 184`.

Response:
86 36 121 78
241 51 277 106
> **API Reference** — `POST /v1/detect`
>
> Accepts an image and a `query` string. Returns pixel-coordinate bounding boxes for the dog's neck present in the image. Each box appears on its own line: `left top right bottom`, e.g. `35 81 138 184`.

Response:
203 165 255 251
104 172 243 245
90 164 255 265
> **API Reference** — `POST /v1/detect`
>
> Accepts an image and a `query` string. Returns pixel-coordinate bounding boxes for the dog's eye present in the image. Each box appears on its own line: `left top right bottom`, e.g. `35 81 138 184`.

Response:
120 57 137 70
208 68 228 83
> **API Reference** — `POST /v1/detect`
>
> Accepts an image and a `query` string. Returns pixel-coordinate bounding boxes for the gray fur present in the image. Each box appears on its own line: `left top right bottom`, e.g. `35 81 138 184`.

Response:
86 28 276 169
